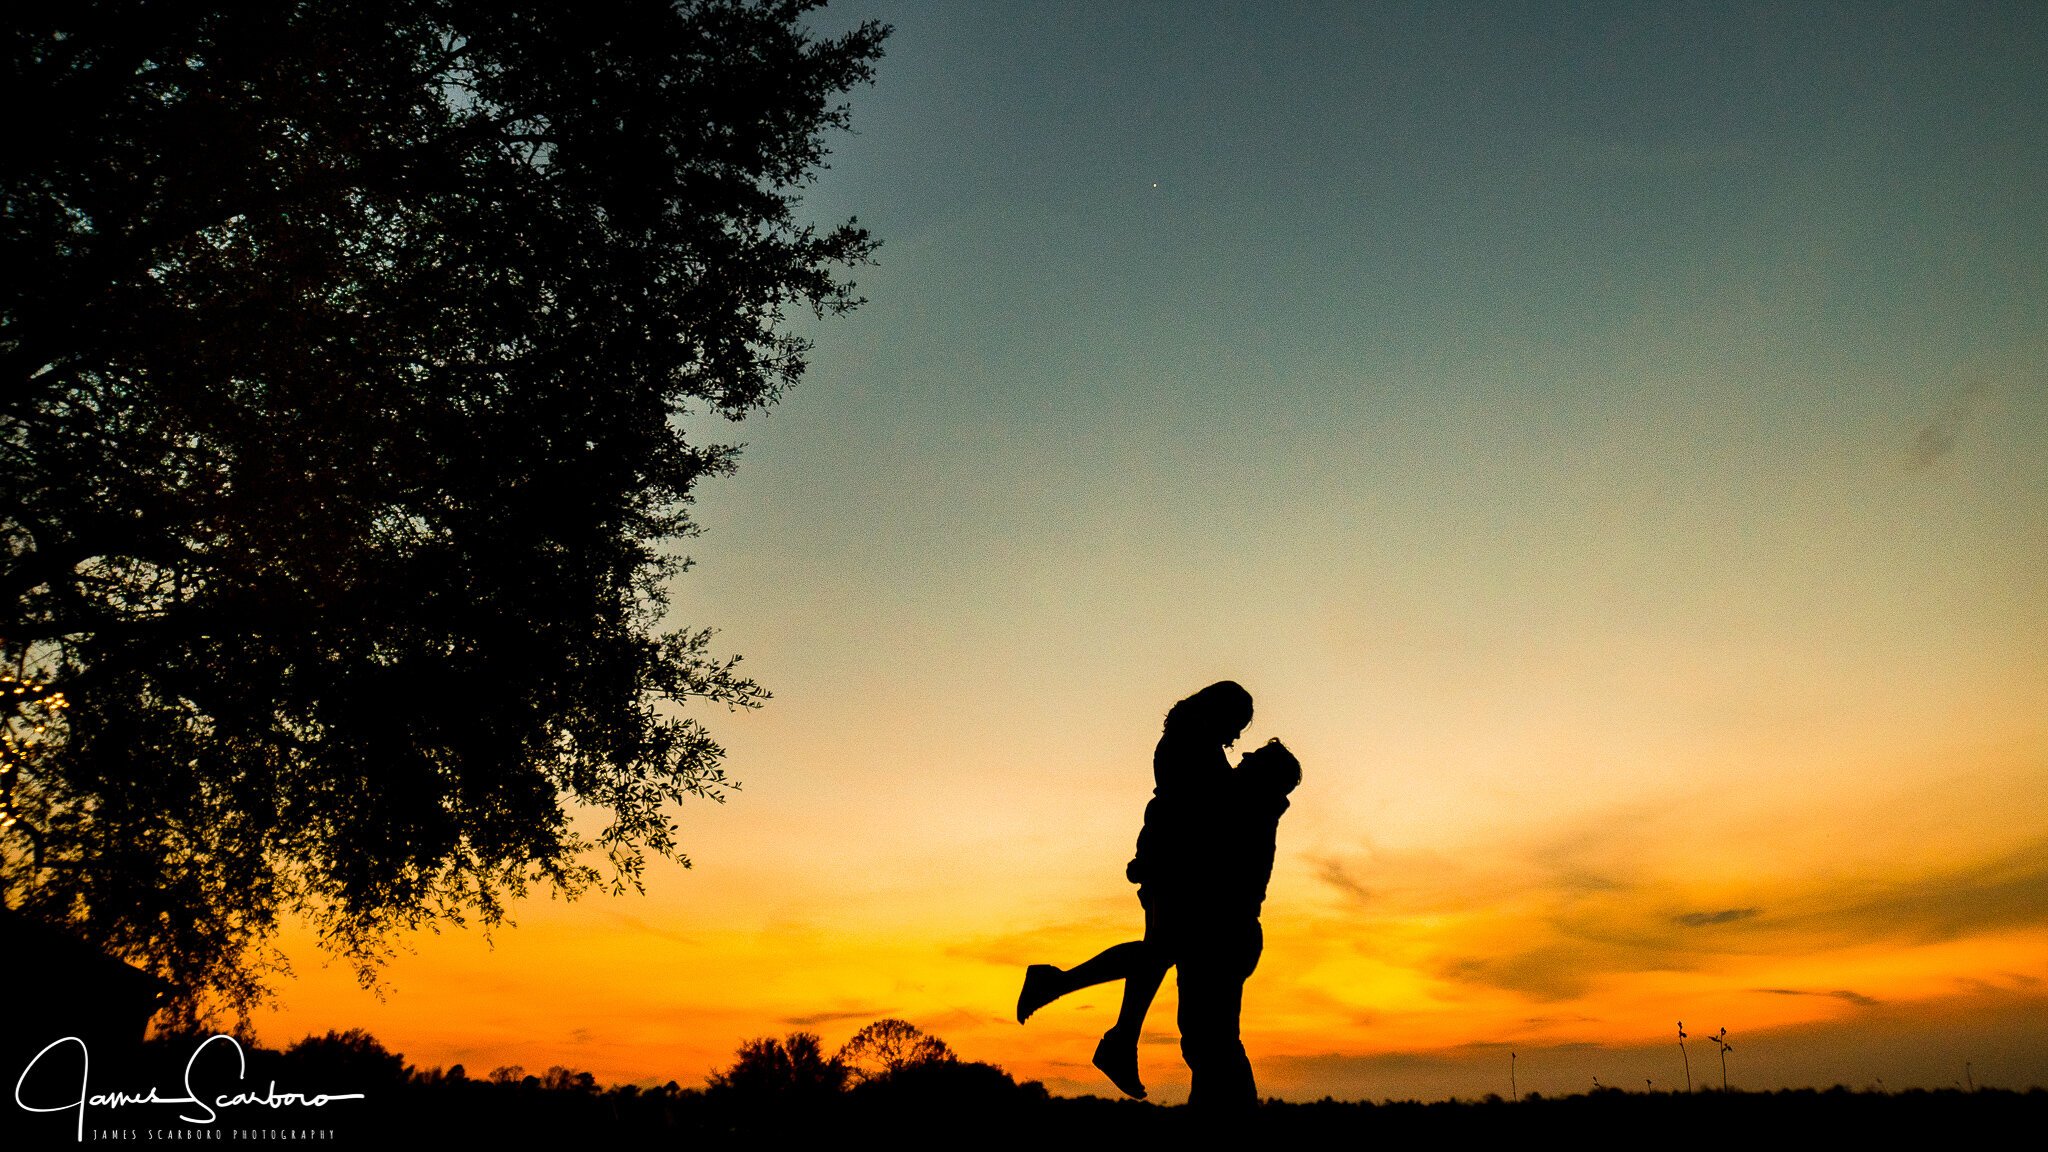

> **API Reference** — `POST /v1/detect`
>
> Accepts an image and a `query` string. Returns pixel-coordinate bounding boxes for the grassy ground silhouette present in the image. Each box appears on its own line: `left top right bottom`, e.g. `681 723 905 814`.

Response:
14 1025 2041 1147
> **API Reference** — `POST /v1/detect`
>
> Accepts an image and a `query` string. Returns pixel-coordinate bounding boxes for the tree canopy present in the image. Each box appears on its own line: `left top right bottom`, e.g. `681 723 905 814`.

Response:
837 1017 956 1083
1 0 885 1020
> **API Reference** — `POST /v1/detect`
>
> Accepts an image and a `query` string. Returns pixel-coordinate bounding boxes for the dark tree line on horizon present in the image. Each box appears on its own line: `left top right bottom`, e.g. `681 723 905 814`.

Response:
10 1019 2037 1147
1 0 886 1025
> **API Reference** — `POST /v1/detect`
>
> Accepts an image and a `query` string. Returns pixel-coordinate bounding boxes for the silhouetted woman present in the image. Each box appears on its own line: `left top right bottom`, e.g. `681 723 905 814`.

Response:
1014 680 1253 1099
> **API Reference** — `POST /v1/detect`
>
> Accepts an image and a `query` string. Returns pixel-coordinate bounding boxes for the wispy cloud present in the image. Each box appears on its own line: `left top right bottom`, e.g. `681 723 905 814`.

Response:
780 1008 896 1027
1315 856 1374 904
595 910 700 946
1309 817 2048 1001
1906 379 1988 472
1256 981 2048 1099
947 914 1140 968
1676 908 1761 927
1755 988 1880 1007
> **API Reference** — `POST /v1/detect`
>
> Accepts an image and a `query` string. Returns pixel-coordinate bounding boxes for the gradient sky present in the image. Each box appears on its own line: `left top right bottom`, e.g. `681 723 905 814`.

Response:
257 1 2048 1102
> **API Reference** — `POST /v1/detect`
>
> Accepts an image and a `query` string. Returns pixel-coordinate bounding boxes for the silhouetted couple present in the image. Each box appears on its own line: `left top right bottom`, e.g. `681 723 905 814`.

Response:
1017 681 1299 1110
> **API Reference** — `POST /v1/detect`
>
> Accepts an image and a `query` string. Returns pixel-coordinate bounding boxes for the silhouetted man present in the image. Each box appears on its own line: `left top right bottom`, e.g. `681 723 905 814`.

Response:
1174 737 1299 1109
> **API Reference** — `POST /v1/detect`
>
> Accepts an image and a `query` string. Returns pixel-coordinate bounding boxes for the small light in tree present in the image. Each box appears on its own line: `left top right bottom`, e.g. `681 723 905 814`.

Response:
0 670 67 834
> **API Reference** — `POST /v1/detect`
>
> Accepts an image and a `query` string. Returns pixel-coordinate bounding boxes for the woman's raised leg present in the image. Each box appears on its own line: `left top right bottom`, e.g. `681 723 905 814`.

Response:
1016 940 1150 1023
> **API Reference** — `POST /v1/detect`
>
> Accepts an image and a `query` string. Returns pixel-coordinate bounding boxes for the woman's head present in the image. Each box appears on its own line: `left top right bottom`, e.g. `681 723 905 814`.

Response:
1164 680 1253 746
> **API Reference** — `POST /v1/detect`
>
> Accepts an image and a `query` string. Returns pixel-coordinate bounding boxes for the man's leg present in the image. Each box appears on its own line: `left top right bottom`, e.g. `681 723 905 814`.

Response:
1178 918 1262 1111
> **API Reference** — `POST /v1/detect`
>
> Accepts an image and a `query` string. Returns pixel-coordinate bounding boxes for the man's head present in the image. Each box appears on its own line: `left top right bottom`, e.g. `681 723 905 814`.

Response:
1237 738 1301 795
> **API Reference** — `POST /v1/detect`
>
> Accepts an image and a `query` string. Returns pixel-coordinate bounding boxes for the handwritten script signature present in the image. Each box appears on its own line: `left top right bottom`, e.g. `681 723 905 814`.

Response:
14 1034 367 1142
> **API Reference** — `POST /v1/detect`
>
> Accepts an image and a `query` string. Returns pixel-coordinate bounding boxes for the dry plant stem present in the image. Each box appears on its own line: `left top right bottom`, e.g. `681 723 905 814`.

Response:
1678 1022 1692 1094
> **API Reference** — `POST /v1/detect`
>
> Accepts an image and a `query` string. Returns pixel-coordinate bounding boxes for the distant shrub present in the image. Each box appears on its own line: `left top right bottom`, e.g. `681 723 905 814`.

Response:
836 1018 955 1083
280 1028 409 1091
707 1031 850 1103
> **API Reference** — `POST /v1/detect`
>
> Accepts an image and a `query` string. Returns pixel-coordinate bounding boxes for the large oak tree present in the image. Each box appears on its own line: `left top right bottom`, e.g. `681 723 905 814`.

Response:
1 0 884 1021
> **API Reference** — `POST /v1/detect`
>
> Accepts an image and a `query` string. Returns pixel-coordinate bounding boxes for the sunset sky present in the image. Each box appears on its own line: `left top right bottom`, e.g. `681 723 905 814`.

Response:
256 1 2048 1102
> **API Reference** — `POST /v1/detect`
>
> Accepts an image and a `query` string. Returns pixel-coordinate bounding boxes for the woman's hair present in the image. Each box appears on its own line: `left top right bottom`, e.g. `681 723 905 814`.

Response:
1163 680 1253 741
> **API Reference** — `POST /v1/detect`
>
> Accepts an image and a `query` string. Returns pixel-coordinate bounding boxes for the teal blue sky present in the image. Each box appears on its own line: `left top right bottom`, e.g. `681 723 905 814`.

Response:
267 1 2048 1099
677 0 2047 795
274 2 2044 1096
